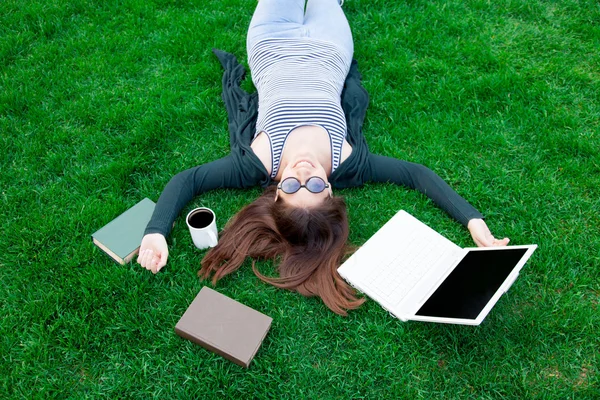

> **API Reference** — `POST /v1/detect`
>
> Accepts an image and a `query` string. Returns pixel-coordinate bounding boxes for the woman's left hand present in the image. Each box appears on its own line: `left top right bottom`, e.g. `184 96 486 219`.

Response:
467 218 510 247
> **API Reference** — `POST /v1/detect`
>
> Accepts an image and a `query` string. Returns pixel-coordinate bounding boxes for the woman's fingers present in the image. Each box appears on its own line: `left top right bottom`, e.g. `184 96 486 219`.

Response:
136 234 169 274
494 237 510 246
479 237 493 247
137 249 168 273
137 248 146 266
156 250 169 271
151 255 160 274
474 231 493 247
136 249 145 265
139 249 154 270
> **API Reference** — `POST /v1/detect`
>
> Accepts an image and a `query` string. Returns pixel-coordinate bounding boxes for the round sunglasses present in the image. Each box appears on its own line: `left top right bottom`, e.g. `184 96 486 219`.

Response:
277 176 330 194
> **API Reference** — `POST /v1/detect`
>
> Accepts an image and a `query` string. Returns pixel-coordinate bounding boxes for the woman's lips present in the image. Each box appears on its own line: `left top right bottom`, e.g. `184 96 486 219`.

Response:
293 160 315 168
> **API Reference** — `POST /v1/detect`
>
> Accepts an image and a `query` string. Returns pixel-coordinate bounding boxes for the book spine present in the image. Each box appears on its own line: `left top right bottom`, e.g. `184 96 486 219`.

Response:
92 237 126 265
174 327 249 368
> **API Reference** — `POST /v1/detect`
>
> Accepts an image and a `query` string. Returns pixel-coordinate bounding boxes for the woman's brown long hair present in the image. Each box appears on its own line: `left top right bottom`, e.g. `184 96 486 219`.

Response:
200 185 364 315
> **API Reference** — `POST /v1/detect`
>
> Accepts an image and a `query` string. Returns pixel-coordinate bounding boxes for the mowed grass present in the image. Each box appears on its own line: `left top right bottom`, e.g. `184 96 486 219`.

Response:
1 0 598 398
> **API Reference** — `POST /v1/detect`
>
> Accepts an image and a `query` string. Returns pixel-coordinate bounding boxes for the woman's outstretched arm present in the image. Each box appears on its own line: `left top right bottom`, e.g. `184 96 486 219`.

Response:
365 154 509 247
144 155 244 237
138 154 262 273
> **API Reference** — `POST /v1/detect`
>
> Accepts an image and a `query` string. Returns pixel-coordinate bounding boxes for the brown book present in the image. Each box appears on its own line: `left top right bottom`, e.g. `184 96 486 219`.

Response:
175 287 272 368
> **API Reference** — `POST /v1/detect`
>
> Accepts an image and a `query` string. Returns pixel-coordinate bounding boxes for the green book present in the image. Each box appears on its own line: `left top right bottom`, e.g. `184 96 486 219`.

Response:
91 198 155 265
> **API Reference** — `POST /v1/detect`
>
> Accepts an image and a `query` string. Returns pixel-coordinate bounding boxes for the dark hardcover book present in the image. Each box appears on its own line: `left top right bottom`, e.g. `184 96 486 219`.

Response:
91 198 155 265
175 287 272 368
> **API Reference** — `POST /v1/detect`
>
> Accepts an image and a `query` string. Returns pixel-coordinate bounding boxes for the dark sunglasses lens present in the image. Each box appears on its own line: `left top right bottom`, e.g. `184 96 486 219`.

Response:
281 178 301 194
306 177 326 193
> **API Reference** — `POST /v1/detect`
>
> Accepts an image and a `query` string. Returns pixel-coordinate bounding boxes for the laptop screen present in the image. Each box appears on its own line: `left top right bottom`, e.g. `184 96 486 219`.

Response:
415 248 528 320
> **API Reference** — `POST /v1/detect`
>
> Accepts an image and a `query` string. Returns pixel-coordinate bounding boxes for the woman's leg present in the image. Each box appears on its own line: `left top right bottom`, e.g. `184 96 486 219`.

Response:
247 0 307 52
303 0 353 63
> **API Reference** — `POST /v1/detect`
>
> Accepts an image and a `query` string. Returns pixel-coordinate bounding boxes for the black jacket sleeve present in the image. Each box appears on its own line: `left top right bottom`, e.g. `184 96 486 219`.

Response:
144 50 271 239
144 155 252 237
365 153 484 226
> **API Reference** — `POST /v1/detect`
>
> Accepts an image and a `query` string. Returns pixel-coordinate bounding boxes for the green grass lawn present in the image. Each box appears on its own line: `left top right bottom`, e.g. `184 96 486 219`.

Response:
1 0 598 398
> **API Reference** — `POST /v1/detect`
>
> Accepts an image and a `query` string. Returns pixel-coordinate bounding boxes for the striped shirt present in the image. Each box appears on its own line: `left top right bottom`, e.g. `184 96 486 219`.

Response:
248 38 351 178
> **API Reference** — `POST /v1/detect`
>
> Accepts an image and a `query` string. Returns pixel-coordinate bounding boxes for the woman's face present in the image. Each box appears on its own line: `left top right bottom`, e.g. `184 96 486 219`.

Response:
276 155 332 208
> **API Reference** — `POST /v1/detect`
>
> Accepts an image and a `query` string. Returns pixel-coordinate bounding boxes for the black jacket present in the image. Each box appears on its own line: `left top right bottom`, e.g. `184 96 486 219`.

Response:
145 50 483 237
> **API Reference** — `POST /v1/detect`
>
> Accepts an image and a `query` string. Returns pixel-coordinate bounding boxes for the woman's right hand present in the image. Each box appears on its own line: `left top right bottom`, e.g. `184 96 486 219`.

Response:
467 218 510 247
137 233 169 274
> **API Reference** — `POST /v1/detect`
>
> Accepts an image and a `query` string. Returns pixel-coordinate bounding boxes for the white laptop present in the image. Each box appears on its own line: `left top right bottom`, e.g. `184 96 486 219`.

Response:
338 210 537 325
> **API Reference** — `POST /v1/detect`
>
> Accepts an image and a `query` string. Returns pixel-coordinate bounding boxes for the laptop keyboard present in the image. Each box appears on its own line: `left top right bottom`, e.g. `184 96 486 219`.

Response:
362 224 454 307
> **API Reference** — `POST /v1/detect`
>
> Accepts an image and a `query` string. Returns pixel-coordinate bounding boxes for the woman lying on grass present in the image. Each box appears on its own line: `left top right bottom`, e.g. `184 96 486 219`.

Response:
137 0 509 315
